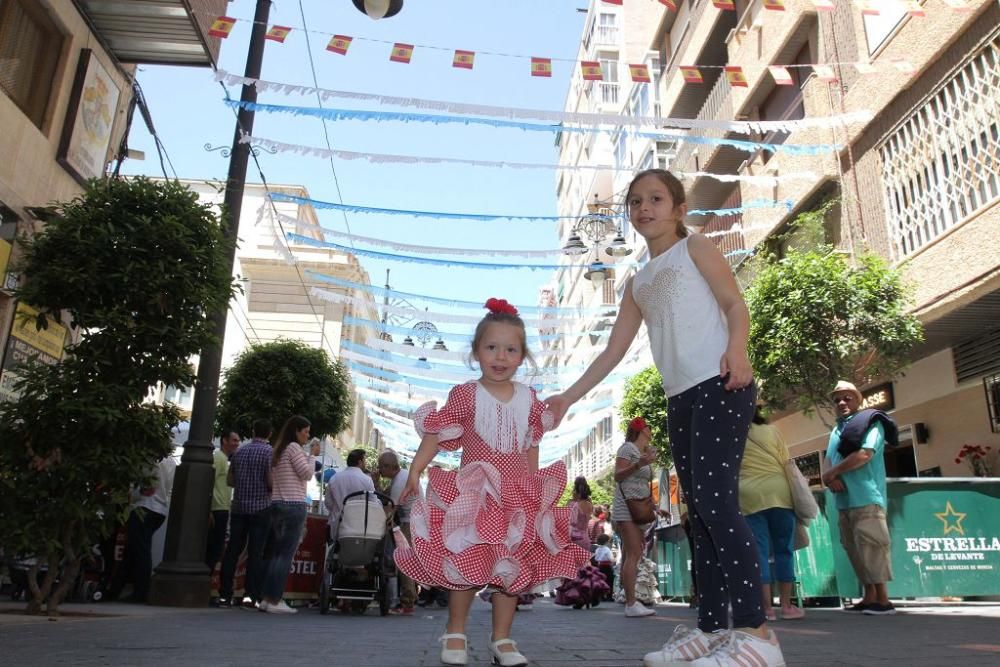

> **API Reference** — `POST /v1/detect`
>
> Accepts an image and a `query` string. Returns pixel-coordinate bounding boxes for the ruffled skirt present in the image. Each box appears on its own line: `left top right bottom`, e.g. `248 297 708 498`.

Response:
394 460 591 594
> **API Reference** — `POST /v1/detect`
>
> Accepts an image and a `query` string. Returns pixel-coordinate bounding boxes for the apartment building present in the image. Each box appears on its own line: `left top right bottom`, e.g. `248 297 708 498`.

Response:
555 0 1000 479
148 180 380 451
0 0 225 394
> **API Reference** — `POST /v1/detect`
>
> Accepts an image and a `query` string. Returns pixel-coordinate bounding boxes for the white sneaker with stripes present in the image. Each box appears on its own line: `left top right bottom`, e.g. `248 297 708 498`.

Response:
685 630 785 667
642 625 729 667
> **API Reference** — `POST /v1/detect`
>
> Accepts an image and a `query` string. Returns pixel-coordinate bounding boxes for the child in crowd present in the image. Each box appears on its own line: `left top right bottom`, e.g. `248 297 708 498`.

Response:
592 533 615 599
397 298 590 667
546 170 784 667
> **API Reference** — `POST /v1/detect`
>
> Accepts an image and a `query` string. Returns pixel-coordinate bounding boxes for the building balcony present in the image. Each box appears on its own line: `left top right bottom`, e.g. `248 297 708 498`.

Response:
598 81 620 107
76 0 227 66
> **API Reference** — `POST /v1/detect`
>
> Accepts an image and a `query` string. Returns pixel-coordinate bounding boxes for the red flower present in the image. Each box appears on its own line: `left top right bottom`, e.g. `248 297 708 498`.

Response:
484 297 519 316
954 458 962 464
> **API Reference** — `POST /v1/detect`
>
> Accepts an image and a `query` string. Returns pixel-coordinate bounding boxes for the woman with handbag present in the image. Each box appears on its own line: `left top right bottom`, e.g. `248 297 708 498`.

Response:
739 405 805 621
612 416 658 618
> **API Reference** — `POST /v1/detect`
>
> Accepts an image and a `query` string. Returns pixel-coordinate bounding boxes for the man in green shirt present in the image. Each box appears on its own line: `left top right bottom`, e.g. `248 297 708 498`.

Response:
822 381 895 615
206 430 240 573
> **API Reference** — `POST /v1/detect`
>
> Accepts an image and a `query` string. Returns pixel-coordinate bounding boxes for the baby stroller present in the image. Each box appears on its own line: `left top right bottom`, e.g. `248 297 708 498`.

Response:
319 490 395 616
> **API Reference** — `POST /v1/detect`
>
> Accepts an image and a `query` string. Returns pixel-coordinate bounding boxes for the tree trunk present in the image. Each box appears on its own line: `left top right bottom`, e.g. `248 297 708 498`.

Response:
25 552 57 615
25 562 42 615
48 531 81 616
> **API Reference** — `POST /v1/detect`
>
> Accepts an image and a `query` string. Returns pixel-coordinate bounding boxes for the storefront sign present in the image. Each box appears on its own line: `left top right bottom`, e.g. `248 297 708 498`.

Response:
862 382 895 411
0 303 68 402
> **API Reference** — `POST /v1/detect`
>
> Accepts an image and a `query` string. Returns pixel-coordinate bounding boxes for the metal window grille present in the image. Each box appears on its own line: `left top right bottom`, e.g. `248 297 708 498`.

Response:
879 36 1000 259
984 373 1000 434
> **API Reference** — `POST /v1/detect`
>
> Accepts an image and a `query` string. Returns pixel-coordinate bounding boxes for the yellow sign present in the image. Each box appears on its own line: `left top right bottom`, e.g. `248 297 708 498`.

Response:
10 303 67 360
0 239 10 278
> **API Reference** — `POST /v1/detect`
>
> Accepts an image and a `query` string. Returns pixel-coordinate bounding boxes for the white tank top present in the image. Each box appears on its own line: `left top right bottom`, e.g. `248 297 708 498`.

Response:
631 237 730 397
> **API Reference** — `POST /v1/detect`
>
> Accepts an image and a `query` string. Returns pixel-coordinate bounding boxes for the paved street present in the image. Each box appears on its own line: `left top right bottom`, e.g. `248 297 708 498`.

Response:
2 597 999 666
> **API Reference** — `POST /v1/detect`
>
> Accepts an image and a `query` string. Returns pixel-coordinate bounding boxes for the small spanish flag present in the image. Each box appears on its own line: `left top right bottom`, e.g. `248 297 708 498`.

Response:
326 35 352 55
763 0 785 10
453 50 475 69
601 0 624 4
208 16 236 38
265 25 292 43
531 57 552 77
658 0 678 9
390 43 413 64
581 61 603 81
811 0 835 10
724 65 748 87
814 65 838 83
854 61 877 75
902 0 926 16
854 0 880 16
713 0 736 10
629 64 651 83
768 65 794 86
680 66 703 83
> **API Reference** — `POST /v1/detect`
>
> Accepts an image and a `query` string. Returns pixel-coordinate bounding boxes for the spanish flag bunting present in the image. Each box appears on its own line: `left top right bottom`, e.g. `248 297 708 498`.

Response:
854 61 877 75
531 57 552 77
814 65 838 83
390 43 414 64
713 0 737 10
811 0 835 11
680 66 703 83
901 1 926 16
768 65 794 86
724 65 748 87
854 0 880 16
629 64 651 83
208 16 236 38
326 35 352 55
453 50 475 69
601 0 624 5
763 0 785 11
265 25 292 43
658 0 678 10
941 0 972 11
581 61 603 81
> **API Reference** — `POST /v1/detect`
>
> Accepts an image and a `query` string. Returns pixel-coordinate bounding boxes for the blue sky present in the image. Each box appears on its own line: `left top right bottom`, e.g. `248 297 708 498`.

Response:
121 0 589 326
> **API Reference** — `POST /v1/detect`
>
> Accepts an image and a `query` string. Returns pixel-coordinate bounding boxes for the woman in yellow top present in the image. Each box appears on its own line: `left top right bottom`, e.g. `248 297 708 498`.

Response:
739 406 804 621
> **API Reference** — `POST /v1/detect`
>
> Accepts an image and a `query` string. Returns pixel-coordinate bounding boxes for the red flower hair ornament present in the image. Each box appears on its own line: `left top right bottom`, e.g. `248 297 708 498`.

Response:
629 417 648 431
484 298 519 316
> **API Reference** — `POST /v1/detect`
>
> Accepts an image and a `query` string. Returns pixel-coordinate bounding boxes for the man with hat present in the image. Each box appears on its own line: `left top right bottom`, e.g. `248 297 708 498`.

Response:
822 380 896 615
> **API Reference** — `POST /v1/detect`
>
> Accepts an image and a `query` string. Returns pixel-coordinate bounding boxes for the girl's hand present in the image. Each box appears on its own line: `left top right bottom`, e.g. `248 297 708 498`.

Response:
398 476 422 504
720 347 753 390
639 449 657 466
543 393 571 427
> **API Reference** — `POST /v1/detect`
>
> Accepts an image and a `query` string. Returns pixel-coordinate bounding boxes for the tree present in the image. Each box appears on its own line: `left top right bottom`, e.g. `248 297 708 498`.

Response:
0 177 236 615
745 207 924 422
620 365 672 468
558 477 614 508
216 339 352 439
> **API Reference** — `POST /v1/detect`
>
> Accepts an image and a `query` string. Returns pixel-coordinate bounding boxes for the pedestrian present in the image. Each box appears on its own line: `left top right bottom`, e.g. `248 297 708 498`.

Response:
259 415 314 614
377 450 418 616
588 504 609 547
612 416 658 618
218 418 273 608
822 380 897 615
325 448 376 535
396 298 591 667
546 169 784 667
568 476 594 551
120 454 176 603
205 430 240 573
739 404 803 621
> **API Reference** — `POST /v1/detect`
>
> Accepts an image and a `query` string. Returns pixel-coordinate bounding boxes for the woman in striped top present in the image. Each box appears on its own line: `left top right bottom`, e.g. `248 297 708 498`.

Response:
260 414 314 614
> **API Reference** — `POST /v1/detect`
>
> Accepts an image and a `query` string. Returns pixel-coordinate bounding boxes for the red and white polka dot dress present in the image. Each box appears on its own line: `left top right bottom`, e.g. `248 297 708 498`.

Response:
394 381 591 594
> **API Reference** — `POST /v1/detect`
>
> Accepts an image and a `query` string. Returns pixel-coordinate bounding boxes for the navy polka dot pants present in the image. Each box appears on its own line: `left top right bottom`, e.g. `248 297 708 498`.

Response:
667 376 765 632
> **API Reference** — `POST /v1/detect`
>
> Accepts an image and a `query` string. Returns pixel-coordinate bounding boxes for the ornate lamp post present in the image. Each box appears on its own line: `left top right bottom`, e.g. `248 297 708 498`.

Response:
562 195 633 286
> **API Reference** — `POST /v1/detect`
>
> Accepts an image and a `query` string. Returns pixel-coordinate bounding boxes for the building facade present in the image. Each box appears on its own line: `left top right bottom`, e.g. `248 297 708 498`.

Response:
0 0 225 395
554 0 1000 480
149 180 380 452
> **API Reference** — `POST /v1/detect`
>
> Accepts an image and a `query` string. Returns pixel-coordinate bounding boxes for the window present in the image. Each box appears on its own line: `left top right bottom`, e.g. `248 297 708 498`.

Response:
863 5 907 55
0 0 64 129
613 130 627 168
880 36 1000 258
986 372 1000 433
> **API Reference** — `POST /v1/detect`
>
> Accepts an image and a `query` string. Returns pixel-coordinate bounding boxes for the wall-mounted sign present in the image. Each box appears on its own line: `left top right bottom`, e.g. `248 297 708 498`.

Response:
0 303 68 403
862 382 895 411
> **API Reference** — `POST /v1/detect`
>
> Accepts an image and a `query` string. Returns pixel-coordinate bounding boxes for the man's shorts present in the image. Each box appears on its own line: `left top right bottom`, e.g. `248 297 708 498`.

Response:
839 504 892 585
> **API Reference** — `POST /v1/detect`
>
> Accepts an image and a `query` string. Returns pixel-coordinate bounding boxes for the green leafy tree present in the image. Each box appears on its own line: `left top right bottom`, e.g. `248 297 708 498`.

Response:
216 339 352 439
0 178 236 615
620 365 672 468
558 478 614 508
745 209 923 422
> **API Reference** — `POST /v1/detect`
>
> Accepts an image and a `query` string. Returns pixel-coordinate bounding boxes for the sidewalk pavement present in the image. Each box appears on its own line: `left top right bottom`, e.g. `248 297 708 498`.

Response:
2 596 999 666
